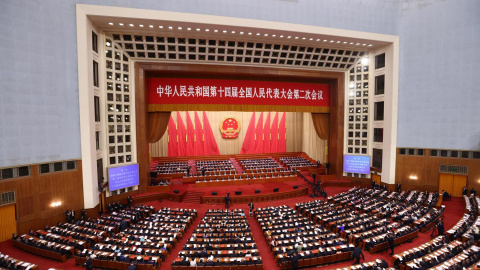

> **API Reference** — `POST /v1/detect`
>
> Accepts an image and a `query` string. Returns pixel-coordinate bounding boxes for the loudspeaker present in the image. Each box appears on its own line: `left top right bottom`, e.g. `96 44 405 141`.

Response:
273 188 279 192
173 190 179 194
293 185 298 189
212 191 217 195
235 191 242 195
255 190 261 193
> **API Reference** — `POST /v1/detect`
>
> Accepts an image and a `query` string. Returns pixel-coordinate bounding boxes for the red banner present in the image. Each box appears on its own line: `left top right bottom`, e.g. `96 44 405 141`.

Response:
148 78 329 107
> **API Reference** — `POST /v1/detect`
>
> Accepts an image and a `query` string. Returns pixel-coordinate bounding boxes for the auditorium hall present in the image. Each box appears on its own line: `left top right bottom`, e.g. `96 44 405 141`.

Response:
0 1 479 270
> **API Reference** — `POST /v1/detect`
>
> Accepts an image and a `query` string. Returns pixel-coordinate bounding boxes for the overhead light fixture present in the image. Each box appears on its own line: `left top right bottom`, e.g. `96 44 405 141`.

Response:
139 24 144 27
287 36 291 39
168 26 173 29
187 27 191 31
248 32 252 35
256 33 260 36
197 28 201 31
309 38 313 41
349 82 355 89
232 31 235 34
159 26 163 29
272 34 276 37
361 57 369 65
205 29 210 32
323 39 328 42
295 37 299 39
240 32 244 35
119 23 124 26
108 22 113 26
214 29 218 32
129 24 134 27
223 30 227 33
409 175 418 180
178 26 182 30
368 44 373 47
280 35 284 38
264 34 268 36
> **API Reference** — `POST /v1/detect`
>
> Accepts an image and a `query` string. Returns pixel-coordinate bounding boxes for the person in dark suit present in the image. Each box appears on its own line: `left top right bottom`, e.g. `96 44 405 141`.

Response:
352 246 365 265
463 187 468 196
291 252 299 270
80 209 86 220
127 196 133 208
387 231 396 255
471 188 476 196
248 202 254 217
437 220 445 235
127 263 137 270
225 193 231 209
85 257 93 270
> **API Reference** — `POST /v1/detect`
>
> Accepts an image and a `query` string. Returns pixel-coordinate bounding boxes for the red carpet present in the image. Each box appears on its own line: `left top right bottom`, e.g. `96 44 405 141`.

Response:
0 186 466 270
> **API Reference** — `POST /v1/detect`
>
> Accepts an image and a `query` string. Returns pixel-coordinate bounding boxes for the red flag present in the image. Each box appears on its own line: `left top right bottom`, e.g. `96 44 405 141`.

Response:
270 112 279 153
203 112 220 155
168 116 178 157
186 112 195 156
278 112 286 152
254 112 264 153
263 112 271 153
176 111 186 156
240 112 256 154
194 111 204 156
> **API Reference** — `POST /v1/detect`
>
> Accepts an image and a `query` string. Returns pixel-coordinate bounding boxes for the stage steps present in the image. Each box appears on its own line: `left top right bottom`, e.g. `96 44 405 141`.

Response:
182 191 204 204
229 158 244 174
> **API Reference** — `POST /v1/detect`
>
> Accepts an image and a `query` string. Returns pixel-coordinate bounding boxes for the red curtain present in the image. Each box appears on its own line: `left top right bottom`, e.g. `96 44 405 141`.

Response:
263 112 271 153
176 112 186 156
186 112 195 156
168 116 178 157
194 111 204 156
270 112 279 153
278 112 286 152
254 112 264 153
240 112 256 154
203 112 220 155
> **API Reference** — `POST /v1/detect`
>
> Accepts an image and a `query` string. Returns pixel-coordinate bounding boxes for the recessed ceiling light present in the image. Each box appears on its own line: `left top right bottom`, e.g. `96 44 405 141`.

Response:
129 24 134 27
295 37 299 39
149 25 153 28
119 23 124 26
205 29 210 32
178 27 182 30
264 34 268 36
256 33 260 36
159 26 163 29
272 34 276 37
343 41 347 44
287 36 291 39
187 27 191 31
139 24 144 27
214 29 218 33
108 22 113 25
362 43 366 46
368 44 373 47
330 40 334 43
168 26 173 29
280 35 284 38
240 32 244 35
356 43 360 45
248 32 252 35
106 42 111 46
232 31 235 34
197 28 201 31
350 42 354 44
223 30 227 33
309 38 313 41
361 57 369 65
316 39 320 41
323 39 327 42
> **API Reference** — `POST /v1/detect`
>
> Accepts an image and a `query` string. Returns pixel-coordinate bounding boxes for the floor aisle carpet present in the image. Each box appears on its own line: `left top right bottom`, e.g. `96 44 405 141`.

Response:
0 186 466 270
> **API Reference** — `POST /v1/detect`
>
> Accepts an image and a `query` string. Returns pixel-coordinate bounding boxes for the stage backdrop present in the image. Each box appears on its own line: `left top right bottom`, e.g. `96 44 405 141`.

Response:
149 111 326 162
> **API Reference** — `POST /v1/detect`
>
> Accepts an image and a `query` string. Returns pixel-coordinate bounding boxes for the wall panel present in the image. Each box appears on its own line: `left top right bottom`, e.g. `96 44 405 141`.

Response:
396 150 480 192
0 161 84 234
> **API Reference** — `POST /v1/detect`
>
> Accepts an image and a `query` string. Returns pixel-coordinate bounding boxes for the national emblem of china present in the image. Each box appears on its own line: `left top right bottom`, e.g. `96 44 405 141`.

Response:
220 116 240 139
